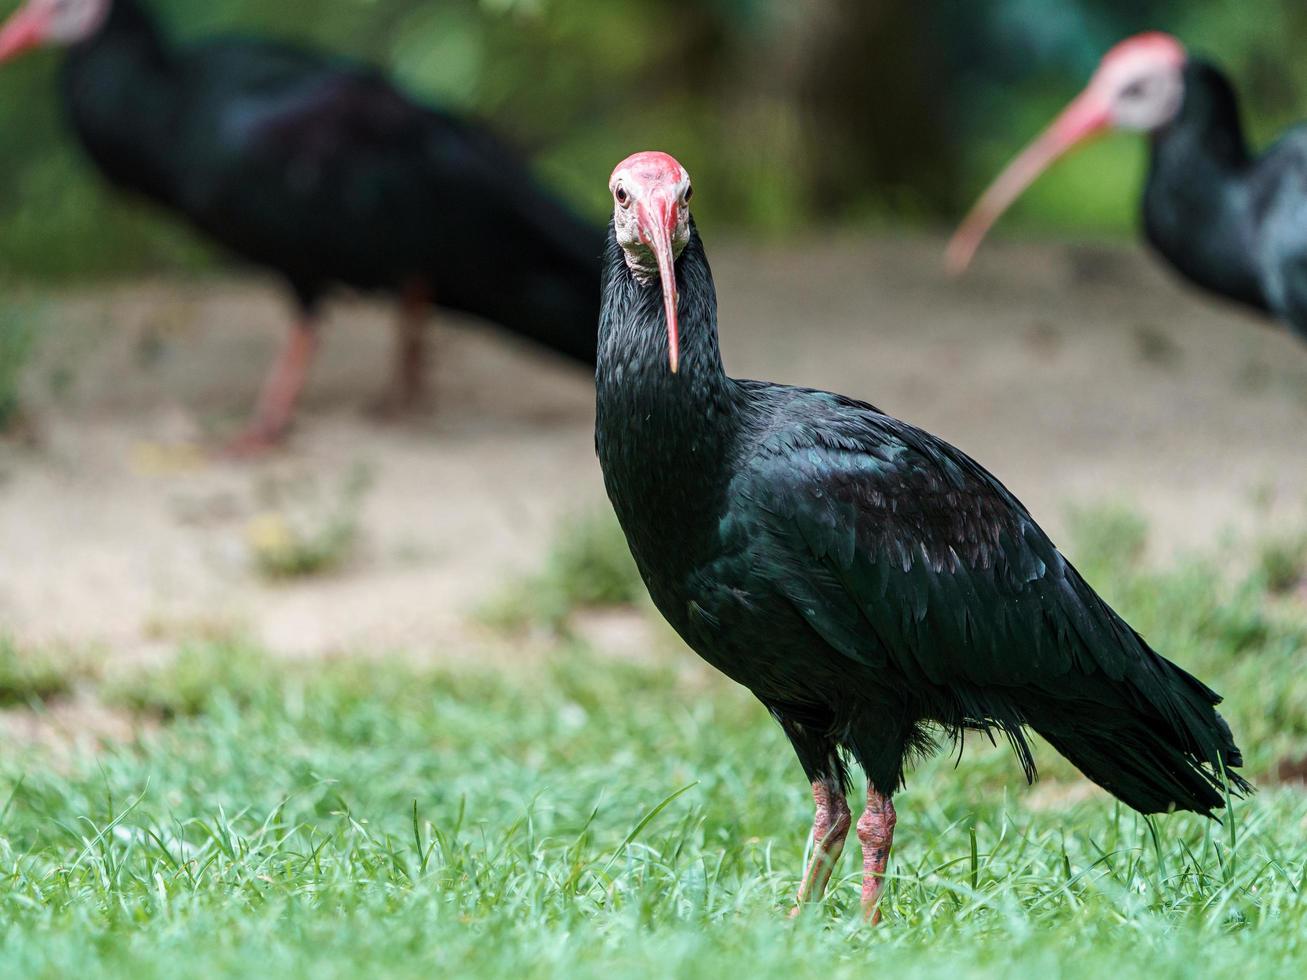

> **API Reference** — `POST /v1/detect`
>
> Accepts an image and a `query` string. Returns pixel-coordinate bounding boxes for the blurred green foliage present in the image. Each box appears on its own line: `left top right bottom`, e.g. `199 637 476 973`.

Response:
0 0 1306 280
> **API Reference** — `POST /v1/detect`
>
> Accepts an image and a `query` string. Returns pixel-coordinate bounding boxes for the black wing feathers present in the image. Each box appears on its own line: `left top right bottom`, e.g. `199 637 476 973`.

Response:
735 385 1247 812
67 25 600 360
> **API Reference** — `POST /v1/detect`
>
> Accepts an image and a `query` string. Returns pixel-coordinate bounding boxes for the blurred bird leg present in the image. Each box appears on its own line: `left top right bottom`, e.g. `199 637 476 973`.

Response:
399 285 429 407
375 281 431 417
789 780 851 915
228 318 319 455
858 787 896 924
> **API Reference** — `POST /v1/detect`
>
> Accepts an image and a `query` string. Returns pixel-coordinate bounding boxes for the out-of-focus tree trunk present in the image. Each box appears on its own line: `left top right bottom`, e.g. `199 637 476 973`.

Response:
793 0 964 219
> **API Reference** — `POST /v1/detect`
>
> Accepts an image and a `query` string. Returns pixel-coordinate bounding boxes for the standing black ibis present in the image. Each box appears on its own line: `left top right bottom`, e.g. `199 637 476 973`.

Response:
596 151 1249 921
0 0 602 450
949 32 1307 343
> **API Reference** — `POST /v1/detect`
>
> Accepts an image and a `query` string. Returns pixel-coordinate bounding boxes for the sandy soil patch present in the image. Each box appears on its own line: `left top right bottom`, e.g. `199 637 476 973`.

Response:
2 234 1306 661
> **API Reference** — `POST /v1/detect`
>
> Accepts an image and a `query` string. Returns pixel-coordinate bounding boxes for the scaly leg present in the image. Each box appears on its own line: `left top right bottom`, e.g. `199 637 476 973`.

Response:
227 318 319 455
789 779 851 915
858 785 897 924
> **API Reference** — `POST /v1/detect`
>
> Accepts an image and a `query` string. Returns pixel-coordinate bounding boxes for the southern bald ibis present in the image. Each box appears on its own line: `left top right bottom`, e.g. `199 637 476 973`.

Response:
596 150 1249 921
950 32 1307 344
0 0 601 450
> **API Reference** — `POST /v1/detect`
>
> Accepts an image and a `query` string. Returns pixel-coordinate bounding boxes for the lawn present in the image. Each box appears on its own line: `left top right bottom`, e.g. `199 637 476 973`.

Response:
1 512 1305 979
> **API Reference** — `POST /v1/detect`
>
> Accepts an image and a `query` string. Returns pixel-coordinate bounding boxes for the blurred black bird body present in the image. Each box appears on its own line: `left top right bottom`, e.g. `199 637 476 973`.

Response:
60 0 599 358
1 0 600 445
952 33 1307 345
598 151 1247 919
1143 61 1307 332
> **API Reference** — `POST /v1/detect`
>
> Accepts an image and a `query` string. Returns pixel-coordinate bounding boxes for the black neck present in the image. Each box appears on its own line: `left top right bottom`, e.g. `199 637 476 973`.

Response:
597 219 727 389
595 219 739 555
59 0 175 199
1153 61 1249 169
1142 60 1265 310
73 0 167 61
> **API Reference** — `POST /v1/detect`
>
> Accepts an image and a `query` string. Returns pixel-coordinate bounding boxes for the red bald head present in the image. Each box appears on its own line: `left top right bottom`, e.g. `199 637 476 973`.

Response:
610 151 694 373
1101 32 1186 73
610 151 688 189
948 31 1188 273
1091 33 1187 130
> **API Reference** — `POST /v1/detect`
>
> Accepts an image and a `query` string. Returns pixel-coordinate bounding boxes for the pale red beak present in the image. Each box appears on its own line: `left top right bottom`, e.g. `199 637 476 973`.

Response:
0 5 47 62
947 90 1113 273
637 192 680 374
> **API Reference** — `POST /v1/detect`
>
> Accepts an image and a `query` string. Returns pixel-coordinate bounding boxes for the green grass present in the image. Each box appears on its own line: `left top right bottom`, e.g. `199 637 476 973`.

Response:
0 636 92 705
1255 531 1307 597
1 514 1306 978
102 643 270 720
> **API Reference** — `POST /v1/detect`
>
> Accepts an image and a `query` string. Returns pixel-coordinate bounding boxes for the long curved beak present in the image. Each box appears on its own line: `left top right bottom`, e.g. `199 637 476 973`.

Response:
0 5 47 63
637 194 680 374
946 90 1112 274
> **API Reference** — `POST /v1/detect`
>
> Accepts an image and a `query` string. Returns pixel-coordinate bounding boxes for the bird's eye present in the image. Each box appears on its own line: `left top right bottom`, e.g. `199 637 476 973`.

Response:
684 184 694 204
1121 78 1151 101
615 185 631 208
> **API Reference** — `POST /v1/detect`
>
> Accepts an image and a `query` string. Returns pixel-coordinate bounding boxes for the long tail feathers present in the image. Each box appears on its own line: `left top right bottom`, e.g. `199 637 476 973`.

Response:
1036 663 1251 816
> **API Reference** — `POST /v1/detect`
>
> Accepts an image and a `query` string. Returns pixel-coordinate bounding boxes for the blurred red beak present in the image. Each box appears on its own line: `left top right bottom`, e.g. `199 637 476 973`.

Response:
947 90 1112 273
0 5 47 62
637 193 680 374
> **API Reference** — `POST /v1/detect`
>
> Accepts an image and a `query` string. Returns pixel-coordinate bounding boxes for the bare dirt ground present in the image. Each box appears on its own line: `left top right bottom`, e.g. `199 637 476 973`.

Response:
3 233 1307 664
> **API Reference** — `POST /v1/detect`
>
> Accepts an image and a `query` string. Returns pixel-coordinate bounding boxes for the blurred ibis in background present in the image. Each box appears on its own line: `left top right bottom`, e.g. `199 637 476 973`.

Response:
949 32 1307 346
0 0 602 451
596 151 1249 921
